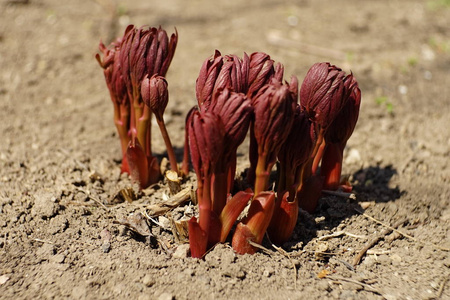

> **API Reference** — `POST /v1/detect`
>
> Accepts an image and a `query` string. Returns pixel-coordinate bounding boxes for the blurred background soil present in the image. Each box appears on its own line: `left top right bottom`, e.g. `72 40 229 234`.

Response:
0 0 449 299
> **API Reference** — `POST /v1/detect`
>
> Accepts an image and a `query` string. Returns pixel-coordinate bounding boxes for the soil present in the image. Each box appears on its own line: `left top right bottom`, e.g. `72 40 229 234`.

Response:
1 0 449 299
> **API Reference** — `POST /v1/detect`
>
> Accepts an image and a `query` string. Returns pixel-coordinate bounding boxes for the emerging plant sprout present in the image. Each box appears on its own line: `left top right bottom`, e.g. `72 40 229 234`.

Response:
96 37 130 174
97 28 362 256
187 110 253 258
250 78 297 197
297 62 357 212
267 108 316 245
321 76 361 191
141 75 179 175
97 25 178 189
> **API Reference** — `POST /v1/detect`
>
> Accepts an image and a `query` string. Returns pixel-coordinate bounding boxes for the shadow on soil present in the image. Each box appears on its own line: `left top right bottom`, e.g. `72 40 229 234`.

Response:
283 165 404 251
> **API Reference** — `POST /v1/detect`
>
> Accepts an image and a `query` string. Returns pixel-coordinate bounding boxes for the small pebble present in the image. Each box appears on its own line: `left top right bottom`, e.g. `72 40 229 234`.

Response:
142 275 155 287
172 244 190 259
158 292 173 300
51 254 66 264
102 242 111 253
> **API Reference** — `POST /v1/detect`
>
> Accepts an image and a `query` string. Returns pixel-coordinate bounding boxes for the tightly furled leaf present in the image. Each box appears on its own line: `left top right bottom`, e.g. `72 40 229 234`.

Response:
252 79 297 163
141 75 168 121
196 51 250 110
187 111 227 258
196 50 224 108
325 74 361 145
189 111 225 177
209 89 253 160
300 62 348 130
250 78 297 196
321 75 361 190
277 108 316 176
120 25 178 93
297 62 361 212
247 52 284 98
207 89 253 214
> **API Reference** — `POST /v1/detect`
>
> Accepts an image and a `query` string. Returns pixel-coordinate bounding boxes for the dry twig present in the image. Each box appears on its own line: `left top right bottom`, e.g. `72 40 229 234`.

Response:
146 187 192 216
322 190 356 199
319 231 367 241
328 276 384 297
438 274 449 299
355 208 450 252
353 217 405 266
76 187 109 210
33 238 55 244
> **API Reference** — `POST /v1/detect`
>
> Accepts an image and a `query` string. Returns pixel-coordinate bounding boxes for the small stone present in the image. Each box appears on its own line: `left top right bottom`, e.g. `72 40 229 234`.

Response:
142 275 155 287
317 280 329 291
100 229 112 241
172 244 190 259
384 294 398 300
102 242 111 253
36 243 56 257
158 292 173 300
51 254 65 264
71 285 87 299
391 254 402 263
362 256 377 267
376 255 392 265
158 216 171 229
0 275 9 285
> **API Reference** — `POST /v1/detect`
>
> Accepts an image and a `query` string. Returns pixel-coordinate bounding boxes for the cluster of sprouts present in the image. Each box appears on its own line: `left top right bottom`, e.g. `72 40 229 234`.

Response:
97 25 361 258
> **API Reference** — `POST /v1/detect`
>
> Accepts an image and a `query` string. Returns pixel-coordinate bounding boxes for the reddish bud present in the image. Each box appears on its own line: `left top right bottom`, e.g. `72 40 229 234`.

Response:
141 75 168 121
321 74 361 190
196 50 224 108
120 25 178 99
325 75 361 145
252 79 297 165
196 51 250 109
247 52 284 98
96 38 131 174
96 38 128 105
209 89 253 156
188 111 226 177
300 62 349 129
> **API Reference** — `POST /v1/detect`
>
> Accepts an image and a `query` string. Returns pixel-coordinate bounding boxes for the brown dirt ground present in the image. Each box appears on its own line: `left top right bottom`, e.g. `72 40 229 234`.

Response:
1 0 449 299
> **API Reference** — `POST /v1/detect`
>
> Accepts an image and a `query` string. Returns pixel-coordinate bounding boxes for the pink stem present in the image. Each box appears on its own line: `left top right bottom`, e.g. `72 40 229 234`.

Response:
156 118 179 174
321 142 345 191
